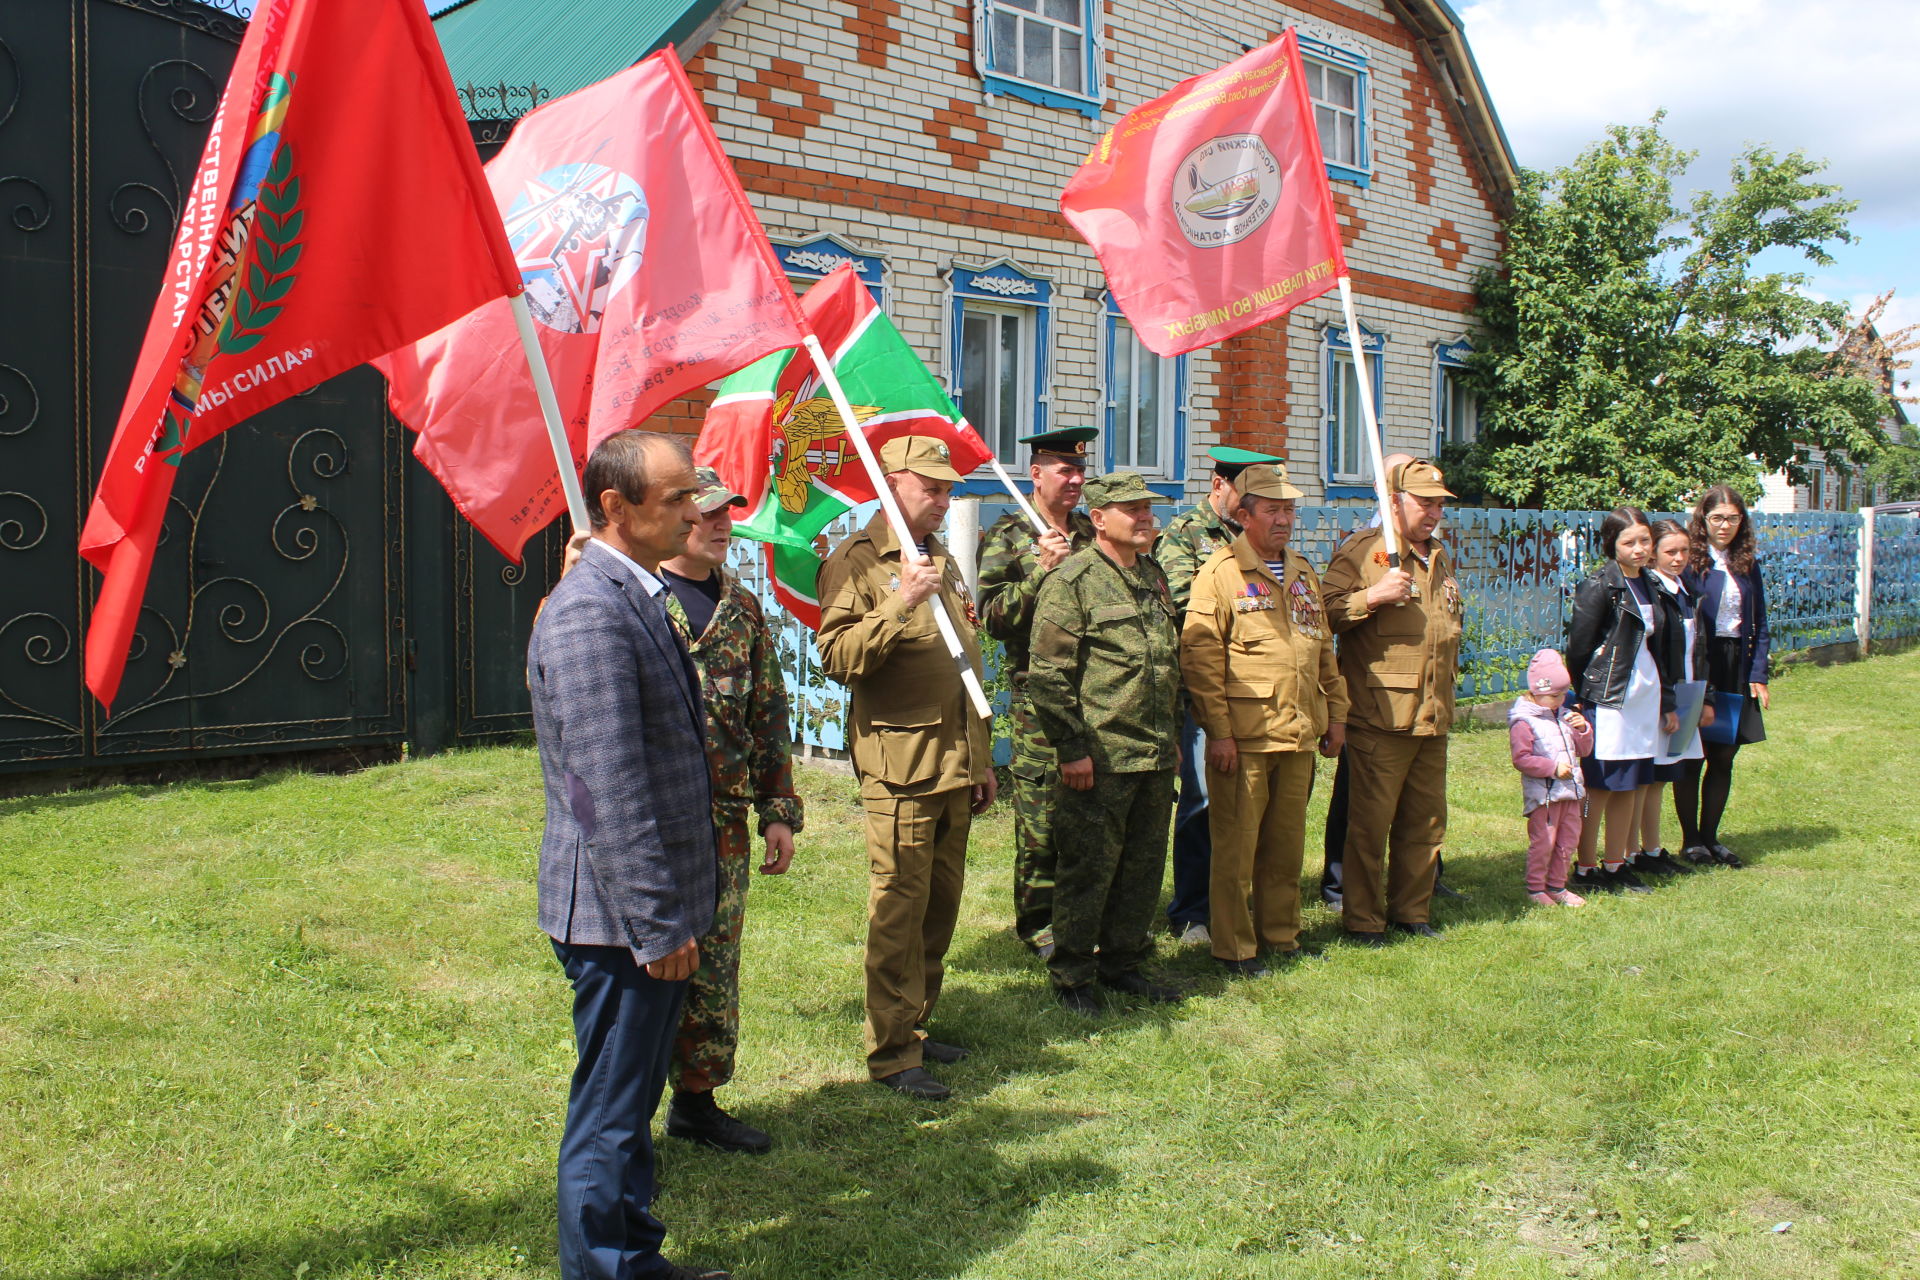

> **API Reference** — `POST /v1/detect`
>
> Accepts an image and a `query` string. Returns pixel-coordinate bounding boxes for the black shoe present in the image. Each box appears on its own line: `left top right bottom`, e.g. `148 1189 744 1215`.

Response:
665 1091 772 1154
1271 943 1321 964
1572 865 1617 895
876 1067 951 1100
1055 985 1102 1016
1343 930 1387 948
920 1039 969 1064
1681 844 1716 867
1100 971 1184 1002
1392 921 1443 939
1631 850 1679 878
1433 880 1471 902
660 1262 732 1280
1218 957 1270 979
1604 863 1653 894
1709 843 1744 868
1647 848 1694 875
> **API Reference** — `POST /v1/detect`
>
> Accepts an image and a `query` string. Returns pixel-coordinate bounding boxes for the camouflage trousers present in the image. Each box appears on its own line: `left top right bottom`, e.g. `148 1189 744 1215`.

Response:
1009 687 1061 947
1046 769 1176 990
671 819 751 1093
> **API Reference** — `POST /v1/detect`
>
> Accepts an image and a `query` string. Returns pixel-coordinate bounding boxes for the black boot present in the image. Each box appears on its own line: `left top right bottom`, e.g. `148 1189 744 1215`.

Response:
665 1090 772 1154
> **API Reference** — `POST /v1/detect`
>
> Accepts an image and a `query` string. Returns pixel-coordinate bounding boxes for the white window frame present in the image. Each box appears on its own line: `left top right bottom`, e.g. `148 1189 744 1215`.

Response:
1323 322 1385 492
957 301 1036 467
972 0 1103 117
1102 301 1187 482
1298 30 1371 187
1433 339 1478 453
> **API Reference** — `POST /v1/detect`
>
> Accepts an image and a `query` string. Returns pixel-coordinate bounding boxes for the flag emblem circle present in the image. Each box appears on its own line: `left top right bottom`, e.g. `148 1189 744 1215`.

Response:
1172 134 1282 248
506 162 649 334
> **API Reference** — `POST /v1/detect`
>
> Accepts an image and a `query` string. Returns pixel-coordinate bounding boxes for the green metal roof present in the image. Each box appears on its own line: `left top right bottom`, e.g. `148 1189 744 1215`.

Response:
433 0 727 118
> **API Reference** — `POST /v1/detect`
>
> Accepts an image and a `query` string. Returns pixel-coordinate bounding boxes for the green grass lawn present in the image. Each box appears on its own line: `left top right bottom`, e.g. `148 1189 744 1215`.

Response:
3 650 1917 1280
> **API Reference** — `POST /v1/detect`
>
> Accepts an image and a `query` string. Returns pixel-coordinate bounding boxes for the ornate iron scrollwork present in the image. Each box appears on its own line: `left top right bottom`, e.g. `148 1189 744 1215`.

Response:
104 0 249 44
0 38 53 234
110 58 220 236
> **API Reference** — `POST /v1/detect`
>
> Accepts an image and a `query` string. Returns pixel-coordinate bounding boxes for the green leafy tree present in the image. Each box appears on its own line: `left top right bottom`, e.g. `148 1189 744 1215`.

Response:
1468 116 1891 509
1868 443 1920 502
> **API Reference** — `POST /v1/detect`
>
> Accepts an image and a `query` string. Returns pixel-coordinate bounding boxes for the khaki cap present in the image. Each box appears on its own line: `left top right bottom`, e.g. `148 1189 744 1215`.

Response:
1082 471 1156 507
692 465 748 513
1234 463 1304 502
1390 458 1456 499
880 434 966 483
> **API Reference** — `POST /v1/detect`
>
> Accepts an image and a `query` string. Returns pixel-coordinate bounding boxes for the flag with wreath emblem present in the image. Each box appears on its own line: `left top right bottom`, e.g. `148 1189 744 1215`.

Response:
78 0 521 709
696 265 991 629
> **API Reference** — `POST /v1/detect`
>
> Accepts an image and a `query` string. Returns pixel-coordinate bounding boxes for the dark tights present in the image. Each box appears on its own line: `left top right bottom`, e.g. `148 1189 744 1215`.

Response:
1673 740 1740 848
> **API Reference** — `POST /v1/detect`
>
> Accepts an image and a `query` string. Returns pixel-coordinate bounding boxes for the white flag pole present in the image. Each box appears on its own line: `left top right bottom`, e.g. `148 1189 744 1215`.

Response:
801 333 993 720
987 457 1049 535
509 292 591 533
1336 274 1400 566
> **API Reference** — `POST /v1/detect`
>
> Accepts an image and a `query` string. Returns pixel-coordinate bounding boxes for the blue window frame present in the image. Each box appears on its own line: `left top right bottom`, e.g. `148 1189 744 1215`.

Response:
946 260 1052 493
1433 338 1477 453
1299 34 1370 187
972 0 1102 118
1323 321 1385 498
774 234 887 307
1103 294 1186 498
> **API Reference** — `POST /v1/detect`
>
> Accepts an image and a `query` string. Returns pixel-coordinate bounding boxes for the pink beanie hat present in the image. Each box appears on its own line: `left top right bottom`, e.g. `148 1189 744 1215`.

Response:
1526 648 1571 696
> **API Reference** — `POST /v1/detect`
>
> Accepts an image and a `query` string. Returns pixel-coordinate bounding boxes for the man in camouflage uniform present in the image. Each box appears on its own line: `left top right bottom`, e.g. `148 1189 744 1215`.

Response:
976 427 1096 958
1154 444 1289 947
1027 471 1184 1014
657 468 804 1153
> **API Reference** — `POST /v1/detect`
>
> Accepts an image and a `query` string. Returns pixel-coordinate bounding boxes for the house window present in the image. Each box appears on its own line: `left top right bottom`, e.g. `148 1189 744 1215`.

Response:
774 234 887 306
1299 34 1370 186
946 260 1052 472
973 0 1102 118
1103 298 1186 481
1433 340 1478 451
1324 322 1385 492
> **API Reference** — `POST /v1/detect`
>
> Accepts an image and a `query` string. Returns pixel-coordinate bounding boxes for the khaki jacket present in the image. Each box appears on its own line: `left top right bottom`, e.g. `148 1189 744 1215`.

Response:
1320 526 1462 736
816 513 990 799
1182 536 1349 752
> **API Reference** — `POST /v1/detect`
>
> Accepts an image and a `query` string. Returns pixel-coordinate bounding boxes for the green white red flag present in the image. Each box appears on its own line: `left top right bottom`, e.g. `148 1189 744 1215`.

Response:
1060 30 1346 357
695 265 991 628
78 0 523 710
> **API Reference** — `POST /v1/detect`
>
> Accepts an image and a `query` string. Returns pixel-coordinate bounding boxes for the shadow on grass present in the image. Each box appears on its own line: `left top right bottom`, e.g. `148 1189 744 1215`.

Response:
0 772 290 819
1715 822 1838 865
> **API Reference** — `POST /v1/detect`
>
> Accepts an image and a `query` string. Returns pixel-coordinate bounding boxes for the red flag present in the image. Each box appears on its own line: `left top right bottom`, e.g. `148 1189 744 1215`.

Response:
79 0 522 710
1060 31 1346 358
375 49 808 562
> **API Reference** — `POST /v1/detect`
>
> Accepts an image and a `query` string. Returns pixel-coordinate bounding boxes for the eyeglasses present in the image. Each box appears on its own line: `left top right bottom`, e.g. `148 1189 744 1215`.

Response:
1706 514 1742 526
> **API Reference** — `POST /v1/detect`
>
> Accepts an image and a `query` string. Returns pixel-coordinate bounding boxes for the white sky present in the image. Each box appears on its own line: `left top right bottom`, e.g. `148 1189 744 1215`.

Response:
1457 0 1920 337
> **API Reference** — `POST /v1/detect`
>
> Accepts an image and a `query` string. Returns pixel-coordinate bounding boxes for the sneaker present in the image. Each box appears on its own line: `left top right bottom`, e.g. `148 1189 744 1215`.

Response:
665 1091 772 1154
1218 957 1270 980
1572 864 1617 895
1547 888 1588 907
1176 921 1211 947
1647 848 1694 875
1631 849 1680 878
1100 971 1184 1003
1603 862 1653 894
1527 890 1557 907
1709 843 1744 868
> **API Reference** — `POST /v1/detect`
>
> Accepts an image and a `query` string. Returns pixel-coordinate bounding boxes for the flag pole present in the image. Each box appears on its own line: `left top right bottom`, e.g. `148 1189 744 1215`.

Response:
802 332 993 720
986 457 1049 535
509 292 591 532
1336 275 1400 567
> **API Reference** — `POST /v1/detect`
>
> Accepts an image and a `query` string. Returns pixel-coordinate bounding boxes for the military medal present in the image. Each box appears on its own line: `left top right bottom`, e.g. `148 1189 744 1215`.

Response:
1288 578 1326 638
1443 577 1461 615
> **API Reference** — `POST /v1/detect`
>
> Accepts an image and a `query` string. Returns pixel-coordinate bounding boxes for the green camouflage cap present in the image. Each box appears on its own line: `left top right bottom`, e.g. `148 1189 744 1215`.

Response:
693 466 749 513
1082 471 1156 507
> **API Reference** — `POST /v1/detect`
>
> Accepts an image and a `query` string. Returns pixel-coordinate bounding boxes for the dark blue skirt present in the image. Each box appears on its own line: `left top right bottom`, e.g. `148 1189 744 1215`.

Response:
1581 754 1654 792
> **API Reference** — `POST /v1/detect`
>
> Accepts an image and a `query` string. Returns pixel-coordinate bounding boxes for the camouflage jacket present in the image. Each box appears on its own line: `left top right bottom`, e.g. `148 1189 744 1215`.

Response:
663 571 805 835
1028 547 1183 773
1157 499 1243 612
976 508 1096 680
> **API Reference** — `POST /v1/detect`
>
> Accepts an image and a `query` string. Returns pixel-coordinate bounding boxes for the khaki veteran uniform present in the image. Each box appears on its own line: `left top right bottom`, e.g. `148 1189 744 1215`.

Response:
1181 465 1348 963
1319 460 1463 935
816 437 990 1080
977 426 1096 951
1027 471 1183 993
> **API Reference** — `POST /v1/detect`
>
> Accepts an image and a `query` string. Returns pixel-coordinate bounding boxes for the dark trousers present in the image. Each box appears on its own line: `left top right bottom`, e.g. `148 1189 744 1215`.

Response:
1165 711 1212 927
553 940 690 1280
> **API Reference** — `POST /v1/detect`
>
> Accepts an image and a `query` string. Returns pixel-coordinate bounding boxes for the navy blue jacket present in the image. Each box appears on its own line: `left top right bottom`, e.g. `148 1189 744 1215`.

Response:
1685 560 1771 686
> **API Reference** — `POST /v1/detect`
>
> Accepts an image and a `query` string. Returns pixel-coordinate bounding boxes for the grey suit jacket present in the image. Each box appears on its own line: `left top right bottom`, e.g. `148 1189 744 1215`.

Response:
528 540 716 963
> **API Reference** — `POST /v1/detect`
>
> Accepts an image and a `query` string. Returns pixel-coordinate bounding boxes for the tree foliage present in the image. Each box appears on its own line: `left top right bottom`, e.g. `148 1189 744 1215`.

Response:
1467 116 1892 510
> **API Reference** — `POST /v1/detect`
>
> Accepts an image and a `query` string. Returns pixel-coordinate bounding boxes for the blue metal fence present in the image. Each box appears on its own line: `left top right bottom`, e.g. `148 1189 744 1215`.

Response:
727 502 1885 751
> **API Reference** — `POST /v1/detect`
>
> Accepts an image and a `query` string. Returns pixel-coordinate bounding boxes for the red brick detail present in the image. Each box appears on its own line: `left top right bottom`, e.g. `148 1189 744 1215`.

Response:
921 95 1003 172
739 58 833 139
1213 319 1293 445
843 0 903 69
644 386 717 437
1428 219 1467 273
1403 73 1438 206
1328 188 1368 249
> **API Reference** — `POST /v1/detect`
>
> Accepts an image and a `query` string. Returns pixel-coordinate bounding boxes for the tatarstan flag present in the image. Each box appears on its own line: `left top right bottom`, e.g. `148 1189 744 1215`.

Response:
695 265 991 628
79 0 522 709
1060 30 1346 357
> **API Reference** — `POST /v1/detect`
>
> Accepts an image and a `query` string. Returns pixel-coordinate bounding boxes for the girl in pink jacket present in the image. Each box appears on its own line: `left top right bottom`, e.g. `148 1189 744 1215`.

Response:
1510 649 1596 906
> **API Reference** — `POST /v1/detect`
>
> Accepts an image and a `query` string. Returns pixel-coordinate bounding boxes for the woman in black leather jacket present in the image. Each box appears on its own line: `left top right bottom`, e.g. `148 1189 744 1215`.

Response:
1564 507 1682 895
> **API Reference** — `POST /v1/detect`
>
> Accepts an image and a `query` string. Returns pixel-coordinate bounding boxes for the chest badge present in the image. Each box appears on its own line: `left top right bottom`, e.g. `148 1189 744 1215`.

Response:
1288 577 1326 639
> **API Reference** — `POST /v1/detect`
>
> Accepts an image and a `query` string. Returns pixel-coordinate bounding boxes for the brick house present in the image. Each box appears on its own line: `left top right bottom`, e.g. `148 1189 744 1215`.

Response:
1755 321 1912 512
435 0 1516 504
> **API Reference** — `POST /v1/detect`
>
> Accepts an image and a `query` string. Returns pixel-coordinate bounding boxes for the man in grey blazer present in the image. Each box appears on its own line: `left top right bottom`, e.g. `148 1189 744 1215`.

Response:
528 430 728 1280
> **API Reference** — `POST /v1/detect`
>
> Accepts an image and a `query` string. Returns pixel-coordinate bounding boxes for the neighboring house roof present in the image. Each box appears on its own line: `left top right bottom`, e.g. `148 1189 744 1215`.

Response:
432 0 735 116
1388 0 1520 215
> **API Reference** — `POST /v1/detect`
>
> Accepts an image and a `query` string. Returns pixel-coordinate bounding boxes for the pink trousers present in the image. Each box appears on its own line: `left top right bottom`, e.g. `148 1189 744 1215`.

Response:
1525 798 1583 892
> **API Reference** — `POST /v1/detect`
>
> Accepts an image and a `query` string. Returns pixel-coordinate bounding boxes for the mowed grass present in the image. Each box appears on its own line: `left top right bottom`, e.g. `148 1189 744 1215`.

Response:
2 651 1917 1280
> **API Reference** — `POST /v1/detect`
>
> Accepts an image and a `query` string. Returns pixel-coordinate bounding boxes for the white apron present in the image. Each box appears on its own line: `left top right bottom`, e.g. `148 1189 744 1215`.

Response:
1593 583 1659 762
1652 570 1703 765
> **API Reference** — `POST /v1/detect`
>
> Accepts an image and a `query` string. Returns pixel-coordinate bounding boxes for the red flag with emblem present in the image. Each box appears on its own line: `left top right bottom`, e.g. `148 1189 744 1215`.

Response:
1060 31 1346 357
374 48 807 561
79 0 522 710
